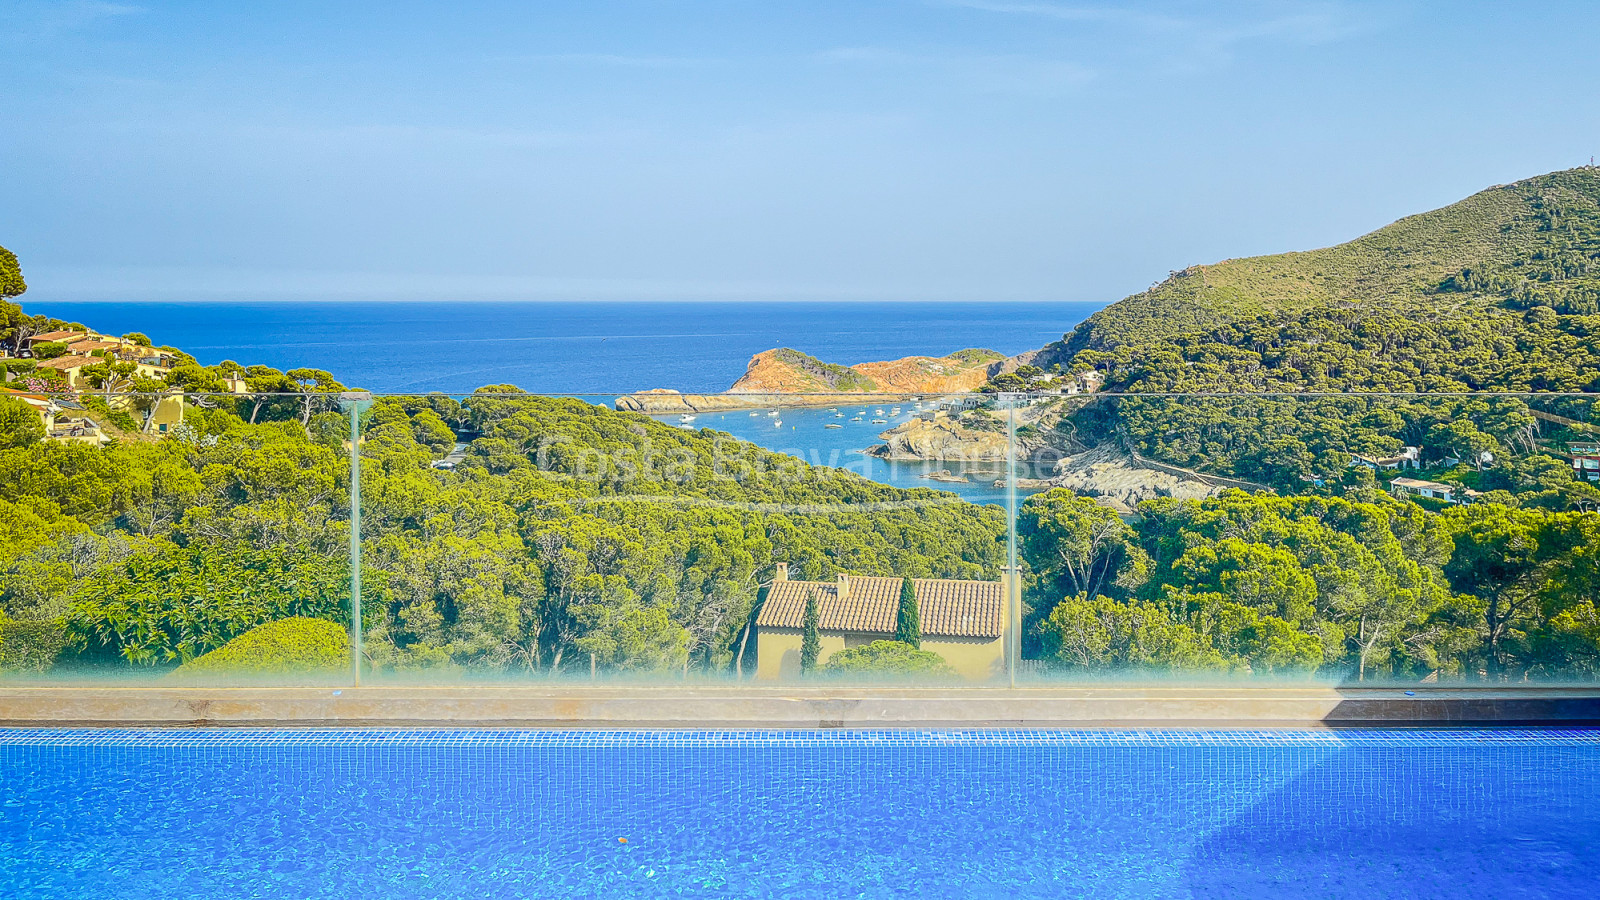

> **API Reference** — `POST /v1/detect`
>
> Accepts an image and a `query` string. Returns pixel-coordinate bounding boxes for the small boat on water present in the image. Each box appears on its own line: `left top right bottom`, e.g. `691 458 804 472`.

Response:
767 410 780 416
827 408 837 412
874 408 885 415
871 418 888 424
890 407 901 414
749 411 760 416
825 423 843 429
678 414 696 423
774 419 783 426
834 412 844 418
851 416 865 422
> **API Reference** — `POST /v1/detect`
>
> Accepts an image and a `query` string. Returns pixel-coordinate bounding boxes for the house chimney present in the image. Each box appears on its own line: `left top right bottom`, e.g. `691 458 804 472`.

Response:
774 562 788 582
835 573 850 601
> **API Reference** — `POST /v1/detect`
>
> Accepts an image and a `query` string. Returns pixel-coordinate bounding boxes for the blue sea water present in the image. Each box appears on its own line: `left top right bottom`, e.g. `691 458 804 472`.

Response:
640 402 1049 505
1 729 1596 899
28 301 1097 395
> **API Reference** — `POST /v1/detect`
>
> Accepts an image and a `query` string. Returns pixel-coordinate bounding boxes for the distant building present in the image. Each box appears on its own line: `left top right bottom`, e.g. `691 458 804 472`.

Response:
23 330 88 349
1568 444 1600 482
1390 477 1476 505
1351 447 1421 470
1059 370 1105 396
33 355 98 389
2 389 110 446
65 339 128 356
47 411 109 445
754 565 1009 681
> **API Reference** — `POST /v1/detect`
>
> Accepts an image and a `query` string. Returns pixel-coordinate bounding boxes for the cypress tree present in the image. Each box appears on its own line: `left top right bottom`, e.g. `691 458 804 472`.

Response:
895 576 921 649
800 588 821 674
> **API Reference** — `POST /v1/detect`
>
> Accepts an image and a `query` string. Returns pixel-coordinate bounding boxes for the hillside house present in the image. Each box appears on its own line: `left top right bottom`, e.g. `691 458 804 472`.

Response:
33 355 97 389
48 409 109 445
754 565 1009 681
1351 447 1421 470
22 330 88 351
1567 444 1600 481
2 389 110 446
1390 477 1477 505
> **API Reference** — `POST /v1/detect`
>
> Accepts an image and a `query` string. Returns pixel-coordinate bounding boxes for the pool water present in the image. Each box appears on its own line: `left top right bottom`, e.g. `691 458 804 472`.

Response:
2 730 1597 898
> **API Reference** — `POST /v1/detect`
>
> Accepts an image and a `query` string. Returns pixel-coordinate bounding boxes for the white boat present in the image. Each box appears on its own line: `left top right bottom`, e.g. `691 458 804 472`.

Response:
890 407 901 414
767 410 779 416
871 418 888 424
874 408 885 415
748 411 760 417
827 408 837 412
774 419 783 426
678 414 696 423
825 423 843 429
833 412 844 418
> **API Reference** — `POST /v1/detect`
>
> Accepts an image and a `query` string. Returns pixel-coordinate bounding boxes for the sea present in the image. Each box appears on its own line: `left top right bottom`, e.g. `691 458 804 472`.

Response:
32 300 1103 503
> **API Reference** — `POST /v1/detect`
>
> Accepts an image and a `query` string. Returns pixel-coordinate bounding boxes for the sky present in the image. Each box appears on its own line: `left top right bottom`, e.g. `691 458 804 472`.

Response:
3 0 1599 304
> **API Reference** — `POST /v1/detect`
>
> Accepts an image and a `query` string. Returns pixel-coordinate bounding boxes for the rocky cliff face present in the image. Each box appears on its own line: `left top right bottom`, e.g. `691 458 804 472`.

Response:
867 416 1013 462
727 347 1005 395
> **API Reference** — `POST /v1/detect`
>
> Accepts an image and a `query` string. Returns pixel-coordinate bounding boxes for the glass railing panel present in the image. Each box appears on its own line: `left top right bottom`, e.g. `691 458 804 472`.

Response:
8 386 1599 690
1010 390 1600 686
0 388 355 686
344 390 1021 685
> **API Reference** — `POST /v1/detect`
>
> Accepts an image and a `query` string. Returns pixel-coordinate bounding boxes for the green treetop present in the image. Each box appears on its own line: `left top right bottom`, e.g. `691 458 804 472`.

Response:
0 245 24 301
895 576 920 648
800 588 820 673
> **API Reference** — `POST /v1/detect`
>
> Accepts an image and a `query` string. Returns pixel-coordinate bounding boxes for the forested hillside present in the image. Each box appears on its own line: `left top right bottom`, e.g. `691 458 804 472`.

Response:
1051 166 1600 392
998 169 1600 508
0 389 1004 675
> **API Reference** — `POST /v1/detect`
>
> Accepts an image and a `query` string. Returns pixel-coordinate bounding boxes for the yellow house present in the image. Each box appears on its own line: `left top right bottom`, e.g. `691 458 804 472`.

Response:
754 564 1008 681
33 355 97 389
144 392 185 435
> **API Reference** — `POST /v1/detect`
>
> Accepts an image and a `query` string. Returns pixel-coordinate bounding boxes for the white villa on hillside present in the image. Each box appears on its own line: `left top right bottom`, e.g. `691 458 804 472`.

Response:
1390 477 1478 505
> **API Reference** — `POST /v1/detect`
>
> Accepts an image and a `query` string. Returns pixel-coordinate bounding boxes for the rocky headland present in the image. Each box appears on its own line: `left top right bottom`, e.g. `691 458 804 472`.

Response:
616 346 1017 412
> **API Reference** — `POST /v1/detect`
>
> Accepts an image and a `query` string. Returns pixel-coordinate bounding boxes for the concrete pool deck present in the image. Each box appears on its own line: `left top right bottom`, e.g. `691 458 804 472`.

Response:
2 684 1598 729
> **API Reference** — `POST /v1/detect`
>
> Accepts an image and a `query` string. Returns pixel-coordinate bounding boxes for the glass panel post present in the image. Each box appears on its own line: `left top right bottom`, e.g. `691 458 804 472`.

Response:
340 391 372 686
1005 393 1019 687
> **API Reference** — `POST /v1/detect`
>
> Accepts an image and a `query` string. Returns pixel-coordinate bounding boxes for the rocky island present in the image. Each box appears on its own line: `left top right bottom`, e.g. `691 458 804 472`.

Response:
614 346 1016 412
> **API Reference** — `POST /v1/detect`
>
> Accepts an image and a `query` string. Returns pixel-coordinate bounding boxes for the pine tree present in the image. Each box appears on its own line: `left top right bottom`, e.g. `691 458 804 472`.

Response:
800 588 821 674
895 576 921 649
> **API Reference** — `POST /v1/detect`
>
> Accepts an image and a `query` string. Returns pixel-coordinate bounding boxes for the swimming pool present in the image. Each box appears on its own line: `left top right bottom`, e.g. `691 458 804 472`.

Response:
2 729 1596 898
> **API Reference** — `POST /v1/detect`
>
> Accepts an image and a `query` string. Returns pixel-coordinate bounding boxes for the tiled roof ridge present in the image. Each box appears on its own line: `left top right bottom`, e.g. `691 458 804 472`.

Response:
756 572 1004 639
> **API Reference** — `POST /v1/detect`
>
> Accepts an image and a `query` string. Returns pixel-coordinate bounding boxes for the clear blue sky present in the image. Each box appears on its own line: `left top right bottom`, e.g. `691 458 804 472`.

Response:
4 0 1599 303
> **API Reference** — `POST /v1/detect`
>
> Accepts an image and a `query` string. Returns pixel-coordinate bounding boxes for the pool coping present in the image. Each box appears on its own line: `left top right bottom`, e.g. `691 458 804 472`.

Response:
3 684 1598 729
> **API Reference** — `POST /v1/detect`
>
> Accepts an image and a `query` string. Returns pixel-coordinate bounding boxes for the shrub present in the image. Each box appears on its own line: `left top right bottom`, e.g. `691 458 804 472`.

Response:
0 614 70 673
172 617 349 677
821 640 956 678
0 395 44 448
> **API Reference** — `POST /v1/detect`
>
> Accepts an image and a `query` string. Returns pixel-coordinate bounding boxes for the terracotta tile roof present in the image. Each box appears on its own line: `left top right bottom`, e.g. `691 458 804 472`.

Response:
66 340 124 353
756 574 1004 639
28 330 87 343
35 355 96 370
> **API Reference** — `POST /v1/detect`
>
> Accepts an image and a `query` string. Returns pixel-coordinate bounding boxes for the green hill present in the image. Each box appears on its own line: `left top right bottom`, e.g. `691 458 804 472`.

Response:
1044 167 1600 393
